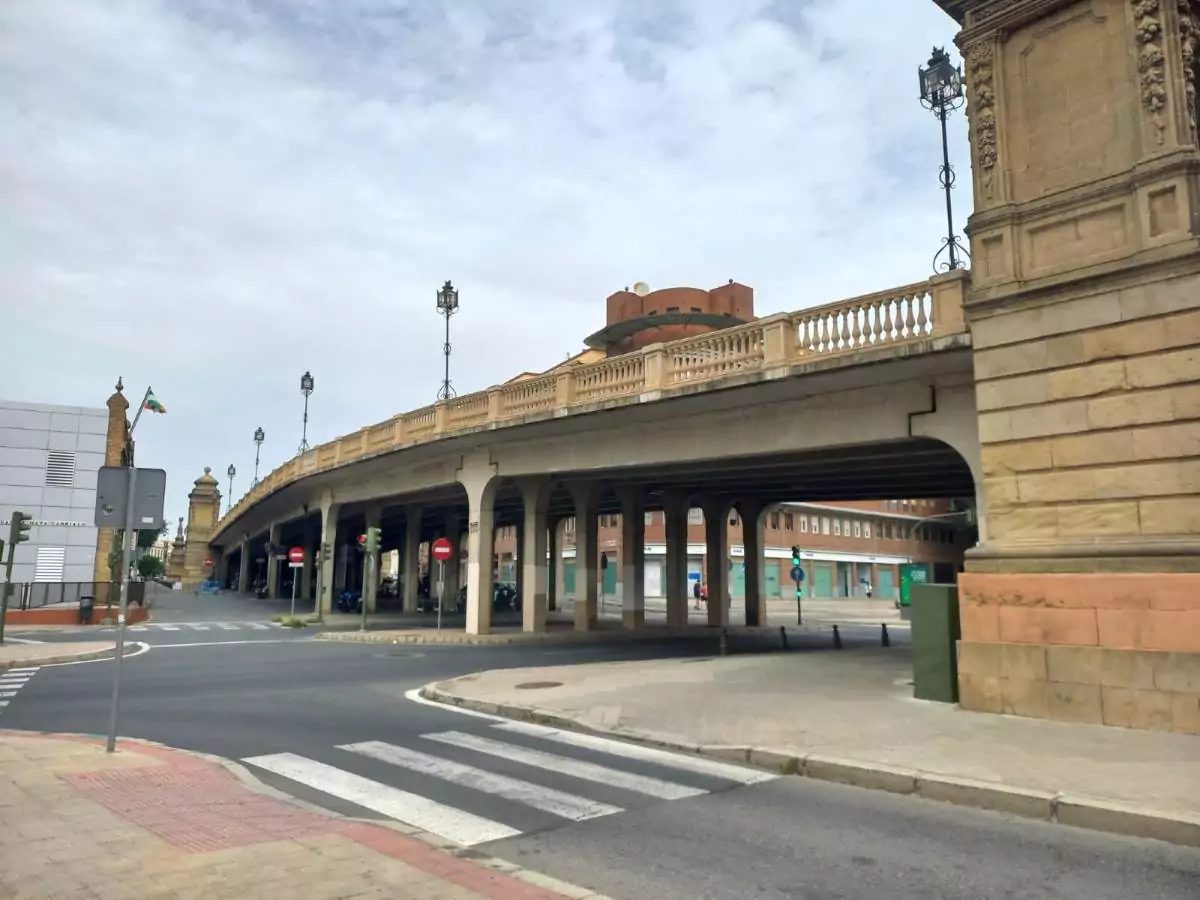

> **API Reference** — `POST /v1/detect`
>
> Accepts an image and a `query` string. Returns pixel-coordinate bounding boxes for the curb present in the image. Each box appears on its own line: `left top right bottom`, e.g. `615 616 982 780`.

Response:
313 622 852 646
0 646 119 670
421 683 1200 850
0 728 615 900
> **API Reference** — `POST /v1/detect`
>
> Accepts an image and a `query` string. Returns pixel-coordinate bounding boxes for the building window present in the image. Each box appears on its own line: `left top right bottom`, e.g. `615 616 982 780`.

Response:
863 522 871 539
811 515 820 532
688 508 703 524
769 512 780 529
833 519 841 536
853 521 861 538
729 512 739 526
821 517 831 535
842 519 851 537
800 516 808 533
565 517 575 534
784 513 794 530
45 450 76 488
644 511 653 525
34 547 66 583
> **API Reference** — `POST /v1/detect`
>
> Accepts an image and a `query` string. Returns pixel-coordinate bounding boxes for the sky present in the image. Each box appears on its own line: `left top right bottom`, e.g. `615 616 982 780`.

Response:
1 0 966 528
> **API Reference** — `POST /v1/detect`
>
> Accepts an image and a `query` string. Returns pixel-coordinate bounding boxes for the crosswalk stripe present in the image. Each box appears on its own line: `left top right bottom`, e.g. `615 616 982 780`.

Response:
0 678 31 686
246 622 270 630
491 722 776 786
0 701 8 707
0 692 18 698
217 623 241 630
187 624 210 631
6 668 38 674
340 741 623 822
422 732 705 801
157 625 180 631
243 752 519 846
129 626 148 631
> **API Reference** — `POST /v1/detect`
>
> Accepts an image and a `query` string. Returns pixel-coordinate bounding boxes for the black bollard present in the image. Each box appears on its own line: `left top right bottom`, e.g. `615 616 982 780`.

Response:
881 623 890 647
833 624 843 649
719 627 729 656
780 625 789 650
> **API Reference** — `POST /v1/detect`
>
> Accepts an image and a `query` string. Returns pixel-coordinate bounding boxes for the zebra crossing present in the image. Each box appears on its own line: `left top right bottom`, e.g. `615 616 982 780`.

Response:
243 719 775 847
42 621 287 635
0 667 38 715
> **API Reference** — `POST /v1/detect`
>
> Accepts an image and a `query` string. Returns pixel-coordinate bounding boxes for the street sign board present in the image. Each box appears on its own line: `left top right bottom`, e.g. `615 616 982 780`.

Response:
288 546 304 568
790 565 805 583
899 563 929 608
431 537 453 562
95 467 168 530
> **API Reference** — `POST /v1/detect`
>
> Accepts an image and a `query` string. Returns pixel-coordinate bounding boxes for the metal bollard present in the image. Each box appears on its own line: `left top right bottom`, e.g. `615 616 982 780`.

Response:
833 624 843 650
719 627 728 657
780 625 789 650
881 623 890 647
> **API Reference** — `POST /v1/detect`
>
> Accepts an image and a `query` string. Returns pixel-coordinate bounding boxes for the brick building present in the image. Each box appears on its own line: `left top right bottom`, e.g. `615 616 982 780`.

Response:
490 498 970 603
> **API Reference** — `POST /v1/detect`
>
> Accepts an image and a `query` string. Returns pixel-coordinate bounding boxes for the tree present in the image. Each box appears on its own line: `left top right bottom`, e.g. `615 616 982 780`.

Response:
137 554 165 580
137 522 168 550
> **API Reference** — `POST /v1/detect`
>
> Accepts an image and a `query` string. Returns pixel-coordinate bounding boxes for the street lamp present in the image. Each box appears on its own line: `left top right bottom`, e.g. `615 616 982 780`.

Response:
298 370 314 454
226 464 236 513
918 47 969 273
252 426 265 487
436 280 459 401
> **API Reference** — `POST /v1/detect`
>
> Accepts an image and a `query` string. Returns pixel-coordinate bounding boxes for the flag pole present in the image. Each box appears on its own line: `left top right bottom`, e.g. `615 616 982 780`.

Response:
106 384 152 753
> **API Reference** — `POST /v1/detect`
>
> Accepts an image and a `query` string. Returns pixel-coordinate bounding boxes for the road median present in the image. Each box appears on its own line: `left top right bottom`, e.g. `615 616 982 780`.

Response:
0 641 122 669
421 671 1200 850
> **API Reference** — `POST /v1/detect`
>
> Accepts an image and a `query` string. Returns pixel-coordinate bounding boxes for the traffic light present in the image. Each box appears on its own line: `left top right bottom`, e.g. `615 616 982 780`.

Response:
356 533 366 551
365 526 381 554
790 545 801 567
9 511 32 548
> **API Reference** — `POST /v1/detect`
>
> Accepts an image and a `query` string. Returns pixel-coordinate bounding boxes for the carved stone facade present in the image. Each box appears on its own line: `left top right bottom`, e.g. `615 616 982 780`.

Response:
91 380 130 583
167 517 186 581
181 469 221 586
937 0 1200 734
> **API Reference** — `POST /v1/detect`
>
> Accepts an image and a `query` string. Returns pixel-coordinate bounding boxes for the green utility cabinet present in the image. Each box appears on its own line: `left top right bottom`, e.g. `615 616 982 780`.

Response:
910 582 961 703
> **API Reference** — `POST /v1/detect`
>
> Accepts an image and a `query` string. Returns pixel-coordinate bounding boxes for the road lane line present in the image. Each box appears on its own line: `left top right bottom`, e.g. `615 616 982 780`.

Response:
403 688 506 722
490 722 777 786
242 752 520 846
421 732 705 801
340 741 622 822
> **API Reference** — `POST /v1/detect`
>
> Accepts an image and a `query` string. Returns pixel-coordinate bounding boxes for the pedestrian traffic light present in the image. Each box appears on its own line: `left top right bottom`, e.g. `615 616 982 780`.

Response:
791 545 801 566
365 526 381 554
9 511 32 547
356 533 366 550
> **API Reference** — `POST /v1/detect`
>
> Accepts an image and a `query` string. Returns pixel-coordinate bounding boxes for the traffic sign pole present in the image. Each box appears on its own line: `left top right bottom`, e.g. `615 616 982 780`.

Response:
437 560 444 633
430 537 453 633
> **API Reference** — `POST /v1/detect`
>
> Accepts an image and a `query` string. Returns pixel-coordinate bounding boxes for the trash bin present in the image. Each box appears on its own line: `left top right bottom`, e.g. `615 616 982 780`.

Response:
910 582 960 703
79 593 95 625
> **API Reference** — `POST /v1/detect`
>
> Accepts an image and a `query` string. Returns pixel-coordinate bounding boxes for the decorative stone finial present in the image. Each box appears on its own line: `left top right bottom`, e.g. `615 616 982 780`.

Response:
203 467 211 475
116 377 124 393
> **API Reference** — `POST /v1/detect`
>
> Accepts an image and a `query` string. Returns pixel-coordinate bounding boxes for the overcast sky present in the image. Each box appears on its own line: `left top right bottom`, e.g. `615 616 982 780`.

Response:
2 0 965 528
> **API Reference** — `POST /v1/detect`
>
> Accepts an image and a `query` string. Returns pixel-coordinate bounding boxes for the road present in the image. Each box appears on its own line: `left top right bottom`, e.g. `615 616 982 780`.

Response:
2 596 1197 900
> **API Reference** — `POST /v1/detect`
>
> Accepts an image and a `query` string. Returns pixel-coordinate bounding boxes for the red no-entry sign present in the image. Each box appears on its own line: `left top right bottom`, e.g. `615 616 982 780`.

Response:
431 537 453 562
288 546 305 565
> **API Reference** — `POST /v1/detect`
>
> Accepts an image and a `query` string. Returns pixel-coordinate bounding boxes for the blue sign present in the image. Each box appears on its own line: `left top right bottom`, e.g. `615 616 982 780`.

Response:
790 565 805 583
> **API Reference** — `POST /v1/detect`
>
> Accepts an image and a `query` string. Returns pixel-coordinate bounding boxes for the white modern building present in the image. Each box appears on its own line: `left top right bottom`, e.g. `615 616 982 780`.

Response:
0 399 107 583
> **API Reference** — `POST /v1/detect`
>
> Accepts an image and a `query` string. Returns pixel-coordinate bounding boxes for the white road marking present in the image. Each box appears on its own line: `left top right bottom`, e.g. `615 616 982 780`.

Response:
0 692 18 698
340 741 623 822
217 623 241 631
129 626 148 632
187 624 211 631
0 678 31 686
403 688 506 722
4 637 44 645
422 732 706 801
157 625 181 631
242 752 520 846
246 622 271 630
148 640 310 648
39 642 150 667
0 701 8 707
4 668 38 674
491 722 777 786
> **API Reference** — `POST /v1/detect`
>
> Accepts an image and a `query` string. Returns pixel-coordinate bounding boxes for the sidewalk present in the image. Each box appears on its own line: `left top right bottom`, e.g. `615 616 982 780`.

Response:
0 641 117 669
0 730 609 900
426 648 1200 846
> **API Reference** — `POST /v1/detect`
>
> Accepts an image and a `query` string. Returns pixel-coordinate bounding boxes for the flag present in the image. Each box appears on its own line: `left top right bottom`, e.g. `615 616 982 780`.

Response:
144 392 167 414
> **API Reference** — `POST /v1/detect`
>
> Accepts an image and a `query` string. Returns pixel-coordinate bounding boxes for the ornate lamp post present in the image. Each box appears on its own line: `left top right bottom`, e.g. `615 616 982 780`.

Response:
226 464 236 513
919 47 969 273
298 371 314 454
436 280 459 401
252 426 265 487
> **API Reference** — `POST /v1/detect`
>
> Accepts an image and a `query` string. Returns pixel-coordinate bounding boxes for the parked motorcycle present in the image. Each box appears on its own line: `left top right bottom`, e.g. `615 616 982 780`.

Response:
336 590 363 614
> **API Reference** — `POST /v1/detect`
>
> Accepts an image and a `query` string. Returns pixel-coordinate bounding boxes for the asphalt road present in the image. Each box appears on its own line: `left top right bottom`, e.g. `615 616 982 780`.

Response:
3 598 1197 900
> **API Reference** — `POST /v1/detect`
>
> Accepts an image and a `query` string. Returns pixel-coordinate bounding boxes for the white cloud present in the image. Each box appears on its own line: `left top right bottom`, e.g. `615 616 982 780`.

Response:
1 0 965 525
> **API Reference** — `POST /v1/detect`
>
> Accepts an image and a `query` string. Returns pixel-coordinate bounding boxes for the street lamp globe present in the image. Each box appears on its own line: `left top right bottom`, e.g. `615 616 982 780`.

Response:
918 46 963 109
254 426 265 444
436 280 459 315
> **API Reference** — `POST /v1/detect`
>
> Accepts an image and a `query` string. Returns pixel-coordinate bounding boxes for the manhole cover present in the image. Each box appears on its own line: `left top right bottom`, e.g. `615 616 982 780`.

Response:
515 680 563 690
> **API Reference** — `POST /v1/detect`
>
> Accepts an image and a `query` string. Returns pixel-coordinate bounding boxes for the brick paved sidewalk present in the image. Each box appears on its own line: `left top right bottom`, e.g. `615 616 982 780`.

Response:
0 730 607 900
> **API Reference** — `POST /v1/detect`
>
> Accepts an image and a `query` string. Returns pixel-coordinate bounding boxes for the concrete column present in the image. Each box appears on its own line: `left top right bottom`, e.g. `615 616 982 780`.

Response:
402 506 422 613
547 515 563 613
362 506 382 613
317 498 340 614
520 480 551 633
618 488 645 629
739 500 766 627
703 500 731 627
237 538 250 595
265 521 282 599
570 484 600 631
457 454 498 635
663 491 689 627
301 526 315 604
